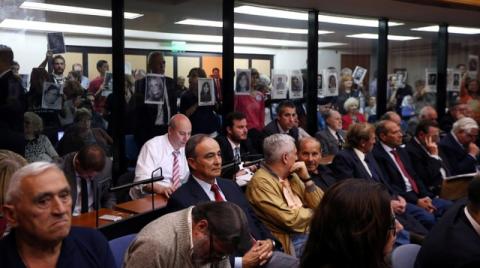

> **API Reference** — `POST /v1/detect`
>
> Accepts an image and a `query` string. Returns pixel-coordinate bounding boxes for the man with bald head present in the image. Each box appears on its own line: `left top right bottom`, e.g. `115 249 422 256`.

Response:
315 109 345 156
0 162 115 267
131 114 192 199
297 137 337 191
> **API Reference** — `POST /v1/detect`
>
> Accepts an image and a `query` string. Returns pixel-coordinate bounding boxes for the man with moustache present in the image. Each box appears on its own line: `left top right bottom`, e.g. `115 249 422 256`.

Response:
0 162 115 267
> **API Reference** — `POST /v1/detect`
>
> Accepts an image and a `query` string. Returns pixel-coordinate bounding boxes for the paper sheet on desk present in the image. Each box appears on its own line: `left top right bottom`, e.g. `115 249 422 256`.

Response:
236 170 254 187
444 172 476 181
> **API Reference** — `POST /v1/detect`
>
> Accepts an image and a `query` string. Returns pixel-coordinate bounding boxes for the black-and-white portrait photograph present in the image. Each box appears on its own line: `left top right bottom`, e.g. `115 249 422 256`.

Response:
426 70 437 93
198 78 215 106
19 74 29 89
145 74 165 104
290 71 303 99
325 70 338 97
102 72 113 97
235 69 251 95
352 66 367 85
468 54 478 78
453 72 461 87
47 32 66 54
41 82 62 110
317 74 324 97
394 68 408 88
271 74 288 99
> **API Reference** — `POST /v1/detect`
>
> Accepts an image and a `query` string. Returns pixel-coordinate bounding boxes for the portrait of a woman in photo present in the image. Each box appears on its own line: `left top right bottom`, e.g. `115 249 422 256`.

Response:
235 71 250 93
200 81 212 103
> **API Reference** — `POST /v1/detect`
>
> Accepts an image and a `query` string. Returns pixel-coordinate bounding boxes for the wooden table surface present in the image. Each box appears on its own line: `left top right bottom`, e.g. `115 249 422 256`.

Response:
114 194 167 214
71 208 132 228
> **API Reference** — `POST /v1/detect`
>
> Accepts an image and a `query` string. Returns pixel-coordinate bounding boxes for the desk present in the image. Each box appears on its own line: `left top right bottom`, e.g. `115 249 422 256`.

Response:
114 195 167 214
319 155 334 165
72 208 132 228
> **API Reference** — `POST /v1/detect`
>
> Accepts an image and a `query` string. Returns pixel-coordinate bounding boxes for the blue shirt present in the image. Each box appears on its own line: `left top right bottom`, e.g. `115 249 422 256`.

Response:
0 227 116 268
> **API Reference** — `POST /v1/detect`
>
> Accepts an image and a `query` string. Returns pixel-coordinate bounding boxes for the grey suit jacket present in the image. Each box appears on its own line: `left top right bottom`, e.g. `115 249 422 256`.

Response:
60 152 116 212
315 129 346 156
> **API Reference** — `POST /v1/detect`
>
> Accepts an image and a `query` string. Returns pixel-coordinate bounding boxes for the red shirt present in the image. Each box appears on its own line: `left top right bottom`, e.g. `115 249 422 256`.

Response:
234 91 265 131
87 76 107 115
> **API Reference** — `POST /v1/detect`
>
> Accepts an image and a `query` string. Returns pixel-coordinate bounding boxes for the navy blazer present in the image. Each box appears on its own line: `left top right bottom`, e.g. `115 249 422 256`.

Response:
415 202 480 268
406 138 450 194
439 132 478 175
372 143 431 204
167 176 275 242
263 120 299 142
331 148 396 193
315 129 346 156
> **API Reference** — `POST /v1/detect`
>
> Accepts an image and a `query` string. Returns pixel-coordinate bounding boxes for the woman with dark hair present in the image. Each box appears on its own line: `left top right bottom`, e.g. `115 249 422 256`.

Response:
301 179 396 268
236 71 250 93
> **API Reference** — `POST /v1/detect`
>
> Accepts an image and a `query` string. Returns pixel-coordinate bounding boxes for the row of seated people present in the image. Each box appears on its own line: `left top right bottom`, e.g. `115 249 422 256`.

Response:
1 125 479 267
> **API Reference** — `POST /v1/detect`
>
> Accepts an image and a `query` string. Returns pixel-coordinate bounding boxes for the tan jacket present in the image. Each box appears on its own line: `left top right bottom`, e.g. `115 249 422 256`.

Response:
246 167 324 255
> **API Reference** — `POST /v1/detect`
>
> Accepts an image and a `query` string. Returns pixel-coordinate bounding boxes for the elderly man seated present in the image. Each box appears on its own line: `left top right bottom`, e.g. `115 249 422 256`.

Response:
246 134 324 257
0 162 115 267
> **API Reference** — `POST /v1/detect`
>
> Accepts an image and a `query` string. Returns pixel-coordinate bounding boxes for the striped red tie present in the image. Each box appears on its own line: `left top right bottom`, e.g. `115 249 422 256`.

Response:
172 151 180 190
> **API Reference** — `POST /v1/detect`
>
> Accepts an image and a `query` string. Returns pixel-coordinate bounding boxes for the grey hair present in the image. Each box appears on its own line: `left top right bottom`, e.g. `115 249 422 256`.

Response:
263 134 296 164
419 105 436 119
5 162 62 204
452 117 479 134
343 97 359 112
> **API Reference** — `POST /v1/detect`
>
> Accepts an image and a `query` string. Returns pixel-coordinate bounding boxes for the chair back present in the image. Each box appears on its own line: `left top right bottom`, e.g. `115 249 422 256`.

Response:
391 244 421 268
109 233 136 268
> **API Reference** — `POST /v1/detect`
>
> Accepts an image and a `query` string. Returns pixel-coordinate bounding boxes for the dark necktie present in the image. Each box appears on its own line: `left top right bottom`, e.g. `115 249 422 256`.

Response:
210 184 224 202
336 132 344 149
80 178 89 213
364 156 380 182
390 149 419 193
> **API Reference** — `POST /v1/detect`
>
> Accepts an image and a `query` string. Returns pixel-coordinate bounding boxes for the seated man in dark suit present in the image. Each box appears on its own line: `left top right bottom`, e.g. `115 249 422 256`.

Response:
263 100 299 142
215 112 258 180
331 122 428 237
406 120 451 195
59 144 115 215
439 117 479 176
315 109 345 156
297 137 337 191
0 162 115 267
168 134 298 268
373 120 451 229
415 179 480 268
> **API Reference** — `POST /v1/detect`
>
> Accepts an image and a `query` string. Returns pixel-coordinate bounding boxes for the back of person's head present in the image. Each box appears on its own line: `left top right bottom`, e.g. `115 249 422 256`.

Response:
276 100 296 116
415 120 439 137
263 134 295 164
0 45 14 67
223 112 246 134
76 144 106 173
0 150 27 206
301 179 393 268
24 112 44 135
192 201 252 254
452 117 478 134
96 60 108 71
345 122 375 149
255 74 270 91
187 67 207 79
62 80 83 100
74 108 92 123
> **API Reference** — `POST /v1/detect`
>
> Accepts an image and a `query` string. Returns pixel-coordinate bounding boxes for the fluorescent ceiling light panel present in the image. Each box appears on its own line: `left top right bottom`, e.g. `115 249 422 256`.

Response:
20 1 143 19
346 33 421 41
234 5 402 27
175 19 332 35
0 19 345 48
411 25 480 34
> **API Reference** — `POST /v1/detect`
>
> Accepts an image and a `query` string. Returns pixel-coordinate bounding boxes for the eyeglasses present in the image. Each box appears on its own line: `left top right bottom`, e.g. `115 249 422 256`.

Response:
208 233 228 262
389 215 397 237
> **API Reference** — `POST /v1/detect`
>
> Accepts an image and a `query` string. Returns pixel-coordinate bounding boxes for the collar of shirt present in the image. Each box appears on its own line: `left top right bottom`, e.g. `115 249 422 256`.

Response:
464 206 480 236
192 175 225 201
353 148 366 161
0 69 10 79
227 136 240 151
276 120 288 134
327 127 338 140
165 134 178 154
380 141 395 154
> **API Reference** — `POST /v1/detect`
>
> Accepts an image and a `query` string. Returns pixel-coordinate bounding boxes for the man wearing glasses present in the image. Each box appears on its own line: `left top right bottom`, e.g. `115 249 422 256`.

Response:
124 202 252 268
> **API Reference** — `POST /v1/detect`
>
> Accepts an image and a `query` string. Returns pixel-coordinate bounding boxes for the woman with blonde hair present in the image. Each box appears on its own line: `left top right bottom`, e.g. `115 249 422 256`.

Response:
24 112 59 162
0 150 27 236
336 74 366 114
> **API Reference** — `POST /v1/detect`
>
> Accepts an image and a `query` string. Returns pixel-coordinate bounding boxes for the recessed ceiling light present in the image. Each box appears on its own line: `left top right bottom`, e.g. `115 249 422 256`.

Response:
411 25 480 34
175 19 333 35
234 5 403 27
0 19 344 48
20 1 143 19
346 33 421 41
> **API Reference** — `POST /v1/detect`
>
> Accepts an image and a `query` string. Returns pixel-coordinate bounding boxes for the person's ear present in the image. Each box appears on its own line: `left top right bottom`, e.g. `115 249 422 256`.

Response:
192 219 209 236
2 205 18 227
187 157 197 171
281 153 289 164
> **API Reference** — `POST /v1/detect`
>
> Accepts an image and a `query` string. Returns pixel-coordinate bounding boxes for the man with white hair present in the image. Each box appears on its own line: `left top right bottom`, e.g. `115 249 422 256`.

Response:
130 114 192 199
0 162 115 267
246 134 324 257
439 117 479 175
408 105 438 137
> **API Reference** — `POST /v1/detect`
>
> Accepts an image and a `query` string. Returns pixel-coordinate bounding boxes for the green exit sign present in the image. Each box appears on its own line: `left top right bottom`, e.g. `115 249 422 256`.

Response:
171 41 187 52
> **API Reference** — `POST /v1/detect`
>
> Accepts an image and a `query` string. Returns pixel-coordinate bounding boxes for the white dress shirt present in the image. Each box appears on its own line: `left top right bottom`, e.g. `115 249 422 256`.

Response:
465 206 480 236
192 176 226 201
353 148 372 177
380 142 413 192
130 134 189 199
73 173 94 216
